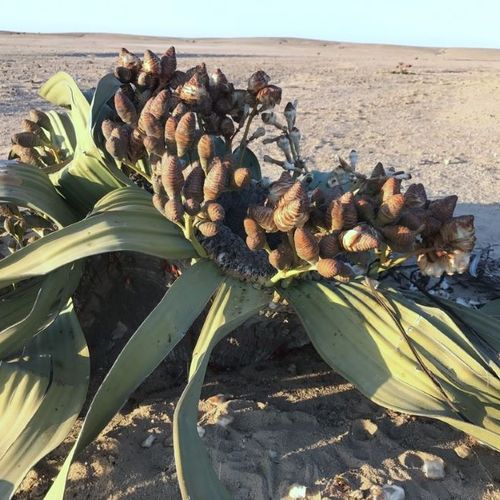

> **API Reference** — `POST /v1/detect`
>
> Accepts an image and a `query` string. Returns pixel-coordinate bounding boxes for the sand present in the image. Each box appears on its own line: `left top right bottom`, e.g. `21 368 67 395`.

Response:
1 33 499 499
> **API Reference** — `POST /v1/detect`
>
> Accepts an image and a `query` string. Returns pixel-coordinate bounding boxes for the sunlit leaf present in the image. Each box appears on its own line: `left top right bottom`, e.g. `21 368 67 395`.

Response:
0 187 195 288
39 72 91 151
0 303 89 499
175 279 269 499
284 281 500 450
45 260 222 500
0 160 75 227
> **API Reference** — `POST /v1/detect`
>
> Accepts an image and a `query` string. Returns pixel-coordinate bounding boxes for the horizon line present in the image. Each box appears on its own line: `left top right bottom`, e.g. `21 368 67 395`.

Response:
1 30 500 51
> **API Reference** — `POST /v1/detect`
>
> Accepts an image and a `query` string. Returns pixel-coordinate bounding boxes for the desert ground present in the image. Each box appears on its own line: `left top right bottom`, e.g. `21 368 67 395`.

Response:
1 33 499 499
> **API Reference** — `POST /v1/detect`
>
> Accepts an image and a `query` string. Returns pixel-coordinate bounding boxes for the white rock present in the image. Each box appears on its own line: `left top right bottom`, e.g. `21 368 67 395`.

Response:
383 484 405 500
422 458 445 479
440 279 450 290
288 483 307 499
141 434 156 448
196 424 205 438
455 297 470 307
217 415 234 428
454 444 471 459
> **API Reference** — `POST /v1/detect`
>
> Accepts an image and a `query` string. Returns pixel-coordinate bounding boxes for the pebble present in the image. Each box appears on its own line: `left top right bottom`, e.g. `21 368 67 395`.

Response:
287 363 297 375
455 297 470 307
422 457 445 479
196 424 205 438
268 449 280 463
383 484 406 500
141 434 156 448
288 483 307 499
454 444 471 459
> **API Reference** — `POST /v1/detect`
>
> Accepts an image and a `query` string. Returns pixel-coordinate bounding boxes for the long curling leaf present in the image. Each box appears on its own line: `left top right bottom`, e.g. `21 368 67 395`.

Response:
45 110 76 157
39 72 92 152
0 264 82 359
45 260 222 500
284 280 500 450
0 161 75 227
0 188 196 287
38 72 130 214
0 302 89 499
48 154 130 216
382 287 500 379
89 73 122 145
174 279 270 500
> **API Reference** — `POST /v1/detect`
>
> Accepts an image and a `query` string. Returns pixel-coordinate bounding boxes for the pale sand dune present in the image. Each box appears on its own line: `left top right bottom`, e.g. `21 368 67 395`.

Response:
1 33 499 499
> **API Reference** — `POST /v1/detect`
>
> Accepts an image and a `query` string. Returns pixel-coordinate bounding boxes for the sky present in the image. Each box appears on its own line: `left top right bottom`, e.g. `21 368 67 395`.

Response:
2 0 500 49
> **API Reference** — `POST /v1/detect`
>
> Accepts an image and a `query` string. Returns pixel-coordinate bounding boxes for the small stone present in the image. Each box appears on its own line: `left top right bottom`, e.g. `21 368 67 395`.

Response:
197 425 205 438
287 363 297 375
141 434 156 448
440 279 450 290
454 444 471 459
288 483 307 499
351 419 378 440
383 484 405 500
422 458 445 479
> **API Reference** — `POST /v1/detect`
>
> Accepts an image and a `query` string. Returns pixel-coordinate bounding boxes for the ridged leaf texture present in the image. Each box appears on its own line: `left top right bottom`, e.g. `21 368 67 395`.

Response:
0 303 89 499
284 281 500 450
0 187 196 288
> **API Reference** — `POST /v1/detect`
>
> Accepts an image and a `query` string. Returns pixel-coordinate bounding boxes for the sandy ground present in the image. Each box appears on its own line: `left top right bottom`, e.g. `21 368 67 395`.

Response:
0 33 499 499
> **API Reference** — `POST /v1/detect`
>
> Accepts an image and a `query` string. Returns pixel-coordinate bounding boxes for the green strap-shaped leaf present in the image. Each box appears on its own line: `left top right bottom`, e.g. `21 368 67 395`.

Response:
284 281 500 450
0 356 50 457
0 161 83 355
174 279 270 500
90 185 155 214
0 189 196 287
0 161 76 227
38 72 130 214
0 279 45 332
0 302 89 499
89 73 122 145
0 263 82 359
45 260 222 500
48 153 130 216
39 72 92 152
44 110 76 158
481 299 500 320
382 288 500 378
232 146 262 180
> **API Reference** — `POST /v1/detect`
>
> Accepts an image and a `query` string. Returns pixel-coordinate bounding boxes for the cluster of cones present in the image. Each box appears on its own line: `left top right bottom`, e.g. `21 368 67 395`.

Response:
8 109 70 167
101 47 281 167
242 161 476 281
152 152 251 237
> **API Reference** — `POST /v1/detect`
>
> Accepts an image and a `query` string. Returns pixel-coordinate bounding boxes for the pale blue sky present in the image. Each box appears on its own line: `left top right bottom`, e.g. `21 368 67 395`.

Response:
2 0 500 49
